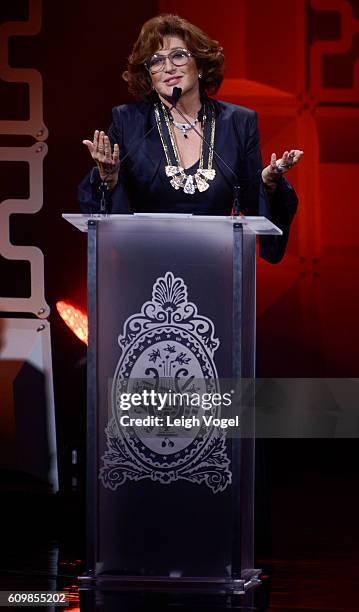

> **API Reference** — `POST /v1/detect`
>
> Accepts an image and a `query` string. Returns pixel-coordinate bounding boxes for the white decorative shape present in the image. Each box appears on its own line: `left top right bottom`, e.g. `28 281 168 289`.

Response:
99 272 232 493
0 2 49 317
0 1 48 138
183 175 195 194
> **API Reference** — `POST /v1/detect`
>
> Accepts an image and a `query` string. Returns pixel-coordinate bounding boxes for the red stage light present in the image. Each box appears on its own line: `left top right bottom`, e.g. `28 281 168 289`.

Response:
56 301 88 345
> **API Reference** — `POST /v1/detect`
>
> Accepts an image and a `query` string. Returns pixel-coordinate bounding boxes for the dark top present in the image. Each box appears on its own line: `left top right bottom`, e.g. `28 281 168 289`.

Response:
78 98 298 263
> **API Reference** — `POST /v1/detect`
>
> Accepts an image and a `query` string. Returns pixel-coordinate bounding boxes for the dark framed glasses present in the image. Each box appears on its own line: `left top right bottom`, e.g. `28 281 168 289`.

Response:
146 49 193 74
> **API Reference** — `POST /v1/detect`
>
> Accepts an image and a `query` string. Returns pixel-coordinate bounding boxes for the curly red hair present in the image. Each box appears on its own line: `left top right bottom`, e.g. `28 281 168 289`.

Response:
123 14 225 100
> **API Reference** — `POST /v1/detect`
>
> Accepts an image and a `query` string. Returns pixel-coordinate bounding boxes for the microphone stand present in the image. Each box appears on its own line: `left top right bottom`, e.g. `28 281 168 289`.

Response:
99 180 109 214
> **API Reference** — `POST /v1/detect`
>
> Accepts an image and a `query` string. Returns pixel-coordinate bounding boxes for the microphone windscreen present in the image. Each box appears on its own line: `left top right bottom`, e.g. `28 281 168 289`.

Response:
172 87 182 105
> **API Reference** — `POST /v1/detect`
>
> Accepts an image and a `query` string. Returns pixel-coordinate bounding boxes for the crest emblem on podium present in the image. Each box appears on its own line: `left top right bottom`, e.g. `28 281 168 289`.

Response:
99 271 232 493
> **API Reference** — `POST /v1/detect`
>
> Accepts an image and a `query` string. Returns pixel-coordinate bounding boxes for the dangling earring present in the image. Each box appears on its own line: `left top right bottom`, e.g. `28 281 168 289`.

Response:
198 72 202 79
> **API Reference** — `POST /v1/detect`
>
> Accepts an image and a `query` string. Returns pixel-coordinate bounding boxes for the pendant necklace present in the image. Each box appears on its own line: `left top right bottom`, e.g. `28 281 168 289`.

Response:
172 117 199 138
154 100 216 194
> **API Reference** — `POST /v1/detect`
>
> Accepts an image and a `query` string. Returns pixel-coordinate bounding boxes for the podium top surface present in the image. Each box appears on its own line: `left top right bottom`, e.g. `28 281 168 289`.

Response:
62 214 282 235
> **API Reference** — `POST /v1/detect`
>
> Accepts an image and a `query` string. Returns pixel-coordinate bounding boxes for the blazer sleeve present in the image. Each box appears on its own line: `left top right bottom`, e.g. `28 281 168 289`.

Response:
240 110 298 264
78 106 132 214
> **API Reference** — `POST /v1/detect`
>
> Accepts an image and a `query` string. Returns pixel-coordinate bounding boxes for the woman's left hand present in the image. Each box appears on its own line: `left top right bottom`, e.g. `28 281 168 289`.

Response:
262 149 304 188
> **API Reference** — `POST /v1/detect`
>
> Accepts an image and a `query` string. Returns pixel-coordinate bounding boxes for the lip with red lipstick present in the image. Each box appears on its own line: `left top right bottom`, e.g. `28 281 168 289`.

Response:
163 76 182 86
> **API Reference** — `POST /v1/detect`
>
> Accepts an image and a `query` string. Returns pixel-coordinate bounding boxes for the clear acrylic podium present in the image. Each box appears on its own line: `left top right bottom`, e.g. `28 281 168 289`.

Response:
63 213 281 593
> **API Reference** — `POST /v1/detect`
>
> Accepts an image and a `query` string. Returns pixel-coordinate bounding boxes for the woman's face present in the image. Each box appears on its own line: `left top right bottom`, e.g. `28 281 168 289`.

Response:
149 35 200 102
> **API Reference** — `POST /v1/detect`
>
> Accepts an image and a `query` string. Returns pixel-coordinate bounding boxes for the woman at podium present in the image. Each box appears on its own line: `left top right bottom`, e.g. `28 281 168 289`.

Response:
79 14 303 263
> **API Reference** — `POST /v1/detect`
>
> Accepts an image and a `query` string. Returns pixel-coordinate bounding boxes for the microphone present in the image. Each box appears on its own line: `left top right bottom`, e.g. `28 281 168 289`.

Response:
170 87 242 216
171 86 182 106
160 86 182 107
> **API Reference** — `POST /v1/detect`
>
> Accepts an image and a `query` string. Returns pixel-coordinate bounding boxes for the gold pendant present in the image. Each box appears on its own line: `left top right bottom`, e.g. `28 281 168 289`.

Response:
165 165 183 177
170 175 184 190
195 174 209 192
199 168 216 181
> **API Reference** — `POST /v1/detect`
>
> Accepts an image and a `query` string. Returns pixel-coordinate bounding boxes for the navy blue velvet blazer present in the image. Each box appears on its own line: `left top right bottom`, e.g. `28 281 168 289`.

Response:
78 99 298 263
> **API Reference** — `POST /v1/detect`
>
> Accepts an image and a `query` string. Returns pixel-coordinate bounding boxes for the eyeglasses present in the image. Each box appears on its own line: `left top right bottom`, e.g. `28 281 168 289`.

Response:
146 49 193 74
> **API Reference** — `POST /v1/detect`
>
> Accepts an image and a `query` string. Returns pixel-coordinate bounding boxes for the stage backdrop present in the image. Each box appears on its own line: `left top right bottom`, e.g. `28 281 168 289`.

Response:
159 0 359 377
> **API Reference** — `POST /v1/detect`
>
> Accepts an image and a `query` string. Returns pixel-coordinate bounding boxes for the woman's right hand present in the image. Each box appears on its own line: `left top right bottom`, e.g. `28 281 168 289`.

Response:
83 130 120 190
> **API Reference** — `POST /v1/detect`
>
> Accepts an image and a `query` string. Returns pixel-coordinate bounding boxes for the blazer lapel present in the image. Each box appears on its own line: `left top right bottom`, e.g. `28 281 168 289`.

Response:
140 105 165 182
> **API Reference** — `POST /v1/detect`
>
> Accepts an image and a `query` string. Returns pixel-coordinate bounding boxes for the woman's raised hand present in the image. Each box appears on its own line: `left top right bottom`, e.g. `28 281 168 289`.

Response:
83 130 120 190
262 149 304 190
